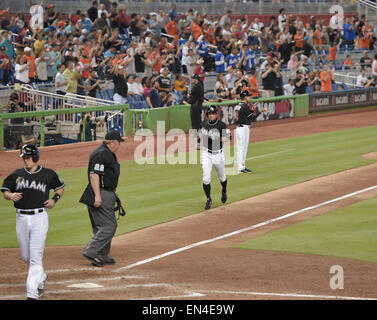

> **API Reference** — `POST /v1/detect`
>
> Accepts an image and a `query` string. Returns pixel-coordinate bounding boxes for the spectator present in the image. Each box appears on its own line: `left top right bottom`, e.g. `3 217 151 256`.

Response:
85 68 106 98
158 68 172 94
63 60 80 94
23 47 36 83
320 64 334 92
294 70 308 95
5 92 25 124
328 40 342 66
147 80 161 108
364 76 376 88
372 54 377 80
87 1 98 23
55 64 66 95
283 78 296 96
360 50 372 70
343 54 355 70
343 17 356 49
356 69 368 87
174 74 187 93
0 46 11 84
123 48 135 75
142 76 152 99
14 55 30 85
248 68 260 98
313 25 324 50
313 83 321 93
35 49 48 82
110 64 128 104
261 63 278 97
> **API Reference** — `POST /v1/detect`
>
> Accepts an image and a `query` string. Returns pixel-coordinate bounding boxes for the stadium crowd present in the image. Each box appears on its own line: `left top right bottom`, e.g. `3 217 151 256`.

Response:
1 1 377 109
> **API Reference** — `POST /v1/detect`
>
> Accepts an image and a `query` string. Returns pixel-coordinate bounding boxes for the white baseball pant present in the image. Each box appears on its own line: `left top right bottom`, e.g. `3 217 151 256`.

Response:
16 209 49 299
201 149 227 185
236 125 250 172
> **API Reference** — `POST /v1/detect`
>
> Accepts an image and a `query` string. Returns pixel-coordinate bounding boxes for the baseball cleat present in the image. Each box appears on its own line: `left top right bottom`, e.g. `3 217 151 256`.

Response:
26 297 37 300
37 275 48 298
204 199 212 210
83 253 105 267
240 168 252 173
196 143 200 150
221 192 227 203
103 256 116 265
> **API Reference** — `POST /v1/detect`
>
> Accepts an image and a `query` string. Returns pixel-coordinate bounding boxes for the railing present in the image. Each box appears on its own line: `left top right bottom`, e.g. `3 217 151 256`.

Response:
357 0 377 20
0 104 129 151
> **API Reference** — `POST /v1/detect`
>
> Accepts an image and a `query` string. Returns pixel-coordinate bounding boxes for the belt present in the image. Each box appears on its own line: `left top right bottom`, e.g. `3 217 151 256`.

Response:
16 208 44 215
204 148 222 155
238 124 250 128
101 187 115 192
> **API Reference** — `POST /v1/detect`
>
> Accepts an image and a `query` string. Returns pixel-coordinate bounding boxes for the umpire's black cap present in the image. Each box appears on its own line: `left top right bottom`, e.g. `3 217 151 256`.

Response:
105 130 124 142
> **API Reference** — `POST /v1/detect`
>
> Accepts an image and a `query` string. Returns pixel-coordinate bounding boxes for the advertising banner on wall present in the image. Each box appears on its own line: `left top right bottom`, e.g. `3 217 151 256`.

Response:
309 88 377 112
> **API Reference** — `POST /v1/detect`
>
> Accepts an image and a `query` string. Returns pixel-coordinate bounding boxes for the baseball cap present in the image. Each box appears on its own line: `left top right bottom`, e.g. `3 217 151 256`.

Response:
24 47 31 52
105 130 124 142
192 74 200 80
0 10 7 16
48 4 55 8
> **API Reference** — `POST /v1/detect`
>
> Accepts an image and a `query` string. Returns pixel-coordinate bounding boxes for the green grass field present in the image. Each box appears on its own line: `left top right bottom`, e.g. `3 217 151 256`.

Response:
0 125 377 248
234 196 377 264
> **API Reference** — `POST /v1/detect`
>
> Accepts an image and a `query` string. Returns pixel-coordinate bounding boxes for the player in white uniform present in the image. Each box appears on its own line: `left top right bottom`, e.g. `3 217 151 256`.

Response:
1 145 65 300
235 90 262 173
200 106 231 210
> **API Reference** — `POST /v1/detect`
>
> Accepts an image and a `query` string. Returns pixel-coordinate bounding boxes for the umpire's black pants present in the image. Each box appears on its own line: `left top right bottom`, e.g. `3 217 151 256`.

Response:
83 189 117 260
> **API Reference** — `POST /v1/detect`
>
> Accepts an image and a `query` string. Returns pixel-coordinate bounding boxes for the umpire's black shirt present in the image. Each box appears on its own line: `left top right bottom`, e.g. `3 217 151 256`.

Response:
88 143 120 191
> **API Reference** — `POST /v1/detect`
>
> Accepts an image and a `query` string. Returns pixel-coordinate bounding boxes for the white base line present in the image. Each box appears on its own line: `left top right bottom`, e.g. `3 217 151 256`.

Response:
198 290 377 300
246 148 296 161
116 184 377 272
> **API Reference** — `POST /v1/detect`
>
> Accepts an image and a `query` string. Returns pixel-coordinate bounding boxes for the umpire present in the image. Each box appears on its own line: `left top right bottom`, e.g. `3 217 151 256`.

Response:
81 130 124 267
189 74 204 150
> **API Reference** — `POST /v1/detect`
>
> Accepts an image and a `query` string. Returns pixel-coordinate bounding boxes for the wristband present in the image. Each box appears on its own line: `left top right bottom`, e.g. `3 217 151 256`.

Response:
52 193 61 203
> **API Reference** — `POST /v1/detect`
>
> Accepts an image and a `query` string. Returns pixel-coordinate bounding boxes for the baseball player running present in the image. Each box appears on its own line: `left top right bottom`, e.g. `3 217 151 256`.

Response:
235 90 262 173
200 105 230 210
1 144 65 300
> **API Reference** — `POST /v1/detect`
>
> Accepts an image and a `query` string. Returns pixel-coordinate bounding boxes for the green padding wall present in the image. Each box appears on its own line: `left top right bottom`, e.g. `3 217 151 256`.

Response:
143 107 170 134
294 94 309 117
169 105 191 132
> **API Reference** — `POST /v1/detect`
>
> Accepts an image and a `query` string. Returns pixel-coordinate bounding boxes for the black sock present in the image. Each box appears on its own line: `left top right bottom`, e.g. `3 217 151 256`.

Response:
221 179 227 193
203 183 211 200
197 136 200 144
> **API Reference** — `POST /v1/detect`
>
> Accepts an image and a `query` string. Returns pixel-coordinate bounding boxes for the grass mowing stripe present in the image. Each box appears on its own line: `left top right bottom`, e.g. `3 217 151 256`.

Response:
0 125 377 247
234 196 377 264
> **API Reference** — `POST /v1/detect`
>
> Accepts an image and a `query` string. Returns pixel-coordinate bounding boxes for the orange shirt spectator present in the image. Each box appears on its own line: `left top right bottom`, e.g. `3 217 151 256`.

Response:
191 22 203 41
149 49 162 73
329 46 337 61
248 75 259 98
294 32 304 49
314 29 323 46
79 57 91 79
320 69 333 92
24 49 35 79
166 20 179 43
358 33 370 49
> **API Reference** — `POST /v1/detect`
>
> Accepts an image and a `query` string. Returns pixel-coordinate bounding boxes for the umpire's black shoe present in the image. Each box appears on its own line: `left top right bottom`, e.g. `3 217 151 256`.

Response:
83 253 105 267
221 192 227 204
204 198 212 210
103 256 116 265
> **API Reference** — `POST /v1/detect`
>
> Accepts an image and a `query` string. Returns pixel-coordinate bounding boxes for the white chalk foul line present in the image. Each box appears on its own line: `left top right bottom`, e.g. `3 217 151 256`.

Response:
116 184 377 272
246 148 296 161
198 290 377 300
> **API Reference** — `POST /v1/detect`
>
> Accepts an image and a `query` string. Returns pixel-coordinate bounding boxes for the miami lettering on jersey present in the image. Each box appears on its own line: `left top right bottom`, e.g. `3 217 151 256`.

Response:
15 177 47 193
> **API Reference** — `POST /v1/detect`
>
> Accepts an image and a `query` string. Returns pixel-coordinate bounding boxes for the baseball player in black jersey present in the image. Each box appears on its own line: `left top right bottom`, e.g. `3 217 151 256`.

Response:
235 90 263 173
1 144 65 300
200 105 230 210
189 74 204 150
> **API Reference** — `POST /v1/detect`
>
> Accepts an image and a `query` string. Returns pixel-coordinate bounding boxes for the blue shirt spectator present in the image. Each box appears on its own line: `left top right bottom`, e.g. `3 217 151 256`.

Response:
215 50 226 73
344 23 356 41
147 81 161 108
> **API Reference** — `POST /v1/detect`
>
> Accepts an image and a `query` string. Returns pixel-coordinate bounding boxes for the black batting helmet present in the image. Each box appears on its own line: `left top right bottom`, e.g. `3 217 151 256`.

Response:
240 90 251 99
19 144 39 162
206 105 218 115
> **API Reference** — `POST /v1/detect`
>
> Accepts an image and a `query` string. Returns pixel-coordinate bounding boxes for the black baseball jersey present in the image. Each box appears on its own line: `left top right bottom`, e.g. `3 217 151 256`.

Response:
88 143 120 190
1 166 65 209
235 102 260 126
200 119 227 152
